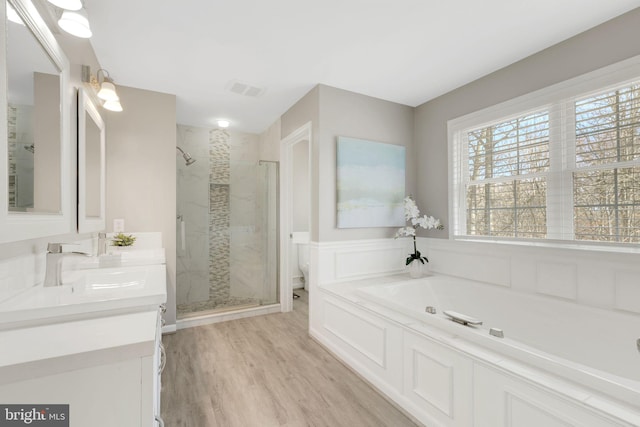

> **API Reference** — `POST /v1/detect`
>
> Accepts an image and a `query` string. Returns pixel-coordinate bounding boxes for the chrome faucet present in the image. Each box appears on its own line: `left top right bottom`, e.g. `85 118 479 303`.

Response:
97 232 109 256
43 243 91 287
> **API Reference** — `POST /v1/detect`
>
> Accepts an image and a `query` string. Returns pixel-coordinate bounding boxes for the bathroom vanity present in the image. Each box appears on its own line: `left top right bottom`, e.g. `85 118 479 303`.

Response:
0 263 167 427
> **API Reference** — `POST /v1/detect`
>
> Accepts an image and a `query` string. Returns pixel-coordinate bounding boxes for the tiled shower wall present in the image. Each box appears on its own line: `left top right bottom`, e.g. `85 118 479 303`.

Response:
208 129 231 304
177 125 272 311
8 106 17 207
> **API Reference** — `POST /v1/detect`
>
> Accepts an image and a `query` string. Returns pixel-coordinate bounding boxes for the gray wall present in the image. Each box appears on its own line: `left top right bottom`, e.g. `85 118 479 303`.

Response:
318 85 414 242
105 86 178 326
414 8 640 236
281 84 415 242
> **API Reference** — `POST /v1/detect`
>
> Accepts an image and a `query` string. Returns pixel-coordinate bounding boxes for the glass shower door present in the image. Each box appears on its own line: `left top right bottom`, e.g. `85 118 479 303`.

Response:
176 131 279 318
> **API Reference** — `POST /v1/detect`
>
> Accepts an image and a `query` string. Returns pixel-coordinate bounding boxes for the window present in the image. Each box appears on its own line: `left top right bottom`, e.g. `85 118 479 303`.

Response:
450 63 640 246
573 85 640 243
466 111 549 239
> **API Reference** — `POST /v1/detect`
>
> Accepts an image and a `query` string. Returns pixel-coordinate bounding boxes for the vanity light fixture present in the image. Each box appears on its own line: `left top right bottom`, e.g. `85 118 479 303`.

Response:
96 69 123 112
217 119 230 128
81 66 124 112
96 69 119 101
58 7 92 38
102 99 123 112
47 0 82 10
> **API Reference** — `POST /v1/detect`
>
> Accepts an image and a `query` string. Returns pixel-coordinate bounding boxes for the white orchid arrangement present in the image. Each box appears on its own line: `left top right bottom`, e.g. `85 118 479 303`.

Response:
395 196 443 265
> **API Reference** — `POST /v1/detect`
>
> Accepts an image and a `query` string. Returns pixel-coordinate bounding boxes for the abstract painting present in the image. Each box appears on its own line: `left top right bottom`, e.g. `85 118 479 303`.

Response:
337 137 405 228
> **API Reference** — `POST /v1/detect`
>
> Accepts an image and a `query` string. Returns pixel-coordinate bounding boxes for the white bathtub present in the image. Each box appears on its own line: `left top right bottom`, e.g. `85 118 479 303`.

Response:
355 274 640 409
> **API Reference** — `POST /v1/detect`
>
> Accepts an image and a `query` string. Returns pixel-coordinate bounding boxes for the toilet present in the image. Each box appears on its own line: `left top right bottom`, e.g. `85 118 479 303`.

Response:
291 232 310 291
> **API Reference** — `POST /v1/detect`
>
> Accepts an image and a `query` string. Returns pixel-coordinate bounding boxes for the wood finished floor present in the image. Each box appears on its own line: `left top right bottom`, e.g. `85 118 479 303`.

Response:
161 291 419 427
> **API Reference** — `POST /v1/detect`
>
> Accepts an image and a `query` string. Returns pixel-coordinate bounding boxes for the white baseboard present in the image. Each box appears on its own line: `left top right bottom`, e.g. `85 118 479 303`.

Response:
162 324 177 335
176 304 281 330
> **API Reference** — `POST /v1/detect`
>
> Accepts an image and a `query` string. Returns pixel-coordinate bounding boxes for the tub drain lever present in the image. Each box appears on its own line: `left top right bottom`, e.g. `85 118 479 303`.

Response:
443 310 483 326
425 306 436 314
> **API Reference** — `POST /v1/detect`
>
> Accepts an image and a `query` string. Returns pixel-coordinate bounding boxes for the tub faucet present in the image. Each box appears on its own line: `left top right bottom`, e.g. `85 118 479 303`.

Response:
43 243 91 287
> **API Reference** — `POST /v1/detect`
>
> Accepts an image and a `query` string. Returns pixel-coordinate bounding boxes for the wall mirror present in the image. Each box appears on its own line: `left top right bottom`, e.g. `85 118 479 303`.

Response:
77 88 105 233
0 0 72 243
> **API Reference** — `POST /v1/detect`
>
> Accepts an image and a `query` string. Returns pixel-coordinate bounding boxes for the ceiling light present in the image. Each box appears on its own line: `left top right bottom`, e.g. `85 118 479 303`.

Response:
47 0 82 10
58 8 92 38
7 3 25 25
103 99 123 112
217 120 230 128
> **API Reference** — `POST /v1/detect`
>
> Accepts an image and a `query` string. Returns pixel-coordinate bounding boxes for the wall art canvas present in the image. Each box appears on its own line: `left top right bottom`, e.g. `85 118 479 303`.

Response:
337 136 405 228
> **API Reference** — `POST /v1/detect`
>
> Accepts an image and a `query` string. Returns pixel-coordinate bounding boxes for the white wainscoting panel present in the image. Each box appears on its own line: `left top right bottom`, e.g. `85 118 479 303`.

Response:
411 349 453 417
614 271 640 314
418 237 640 313
323 298 387 368
474 364 623 427
507 393 576 427
432 249 511 287
403 331 472 427
316 239 410 284
535 261 577 300
335 246 406 280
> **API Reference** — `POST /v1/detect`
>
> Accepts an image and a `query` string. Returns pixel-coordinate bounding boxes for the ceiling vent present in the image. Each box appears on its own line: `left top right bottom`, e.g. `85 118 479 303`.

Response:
226 80 265 98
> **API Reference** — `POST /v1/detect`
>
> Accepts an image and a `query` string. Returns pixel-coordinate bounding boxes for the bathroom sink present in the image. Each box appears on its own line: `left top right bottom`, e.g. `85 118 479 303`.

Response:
73 248 166 269
0 264 166 329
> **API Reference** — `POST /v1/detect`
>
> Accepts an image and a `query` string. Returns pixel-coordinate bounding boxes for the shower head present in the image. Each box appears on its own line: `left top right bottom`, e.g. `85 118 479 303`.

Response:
176 146 196 166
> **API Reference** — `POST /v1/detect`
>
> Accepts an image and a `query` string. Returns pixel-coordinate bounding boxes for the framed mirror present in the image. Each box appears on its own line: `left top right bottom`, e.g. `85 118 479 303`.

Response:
0 0 72 243
77 88 105 233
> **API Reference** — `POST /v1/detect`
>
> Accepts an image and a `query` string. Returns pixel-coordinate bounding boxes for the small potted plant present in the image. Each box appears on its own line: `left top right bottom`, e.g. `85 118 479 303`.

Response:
111 233 136 249
395 196 443 278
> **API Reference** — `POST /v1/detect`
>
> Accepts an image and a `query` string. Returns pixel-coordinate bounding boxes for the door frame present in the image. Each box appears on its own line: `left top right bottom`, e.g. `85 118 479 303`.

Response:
279 122 312 312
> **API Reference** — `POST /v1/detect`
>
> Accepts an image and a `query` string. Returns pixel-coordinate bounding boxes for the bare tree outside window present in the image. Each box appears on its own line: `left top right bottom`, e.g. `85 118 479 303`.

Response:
574 85 640 243
466 112 549 238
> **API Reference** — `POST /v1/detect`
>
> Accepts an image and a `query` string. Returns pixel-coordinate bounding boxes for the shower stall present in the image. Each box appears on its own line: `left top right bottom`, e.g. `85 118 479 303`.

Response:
176 126 279 319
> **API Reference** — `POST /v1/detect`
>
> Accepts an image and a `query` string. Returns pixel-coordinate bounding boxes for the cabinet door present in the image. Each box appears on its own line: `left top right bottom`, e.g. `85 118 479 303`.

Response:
0 359 142 427
403 331 473 427
474 364 627 427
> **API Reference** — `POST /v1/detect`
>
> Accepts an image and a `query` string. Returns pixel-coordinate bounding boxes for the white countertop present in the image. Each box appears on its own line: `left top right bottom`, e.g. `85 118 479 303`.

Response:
0 264 167 330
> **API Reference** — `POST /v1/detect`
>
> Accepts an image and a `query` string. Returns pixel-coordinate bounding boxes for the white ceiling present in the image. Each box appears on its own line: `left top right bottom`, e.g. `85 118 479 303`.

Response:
84 0 640 133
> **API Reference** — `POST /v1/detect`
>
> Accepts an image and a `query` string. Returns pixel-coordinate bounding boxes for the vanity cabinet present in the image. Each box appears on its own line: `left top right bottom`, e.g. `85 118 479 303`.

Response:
0 310 162 427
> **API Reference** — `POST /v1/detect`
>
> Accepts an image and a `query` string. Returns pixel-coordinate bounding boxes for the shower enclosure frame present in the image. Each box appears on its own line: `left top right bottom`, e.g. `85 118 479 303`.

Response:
258 160 280 306
175 132 283 328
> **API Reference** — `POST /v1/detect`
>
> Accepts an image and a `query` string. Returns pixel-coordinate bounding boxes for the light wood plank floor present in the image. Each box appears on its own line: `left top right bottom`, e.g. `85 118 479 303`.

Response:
161 291 419 427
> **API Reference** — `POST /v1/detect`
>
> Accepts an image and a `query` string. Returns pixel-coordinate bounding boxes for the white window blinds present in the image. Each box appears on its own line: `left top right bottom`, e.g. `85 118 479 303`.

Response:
573 84 640 243
451 72 640 246
466 111 549 238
